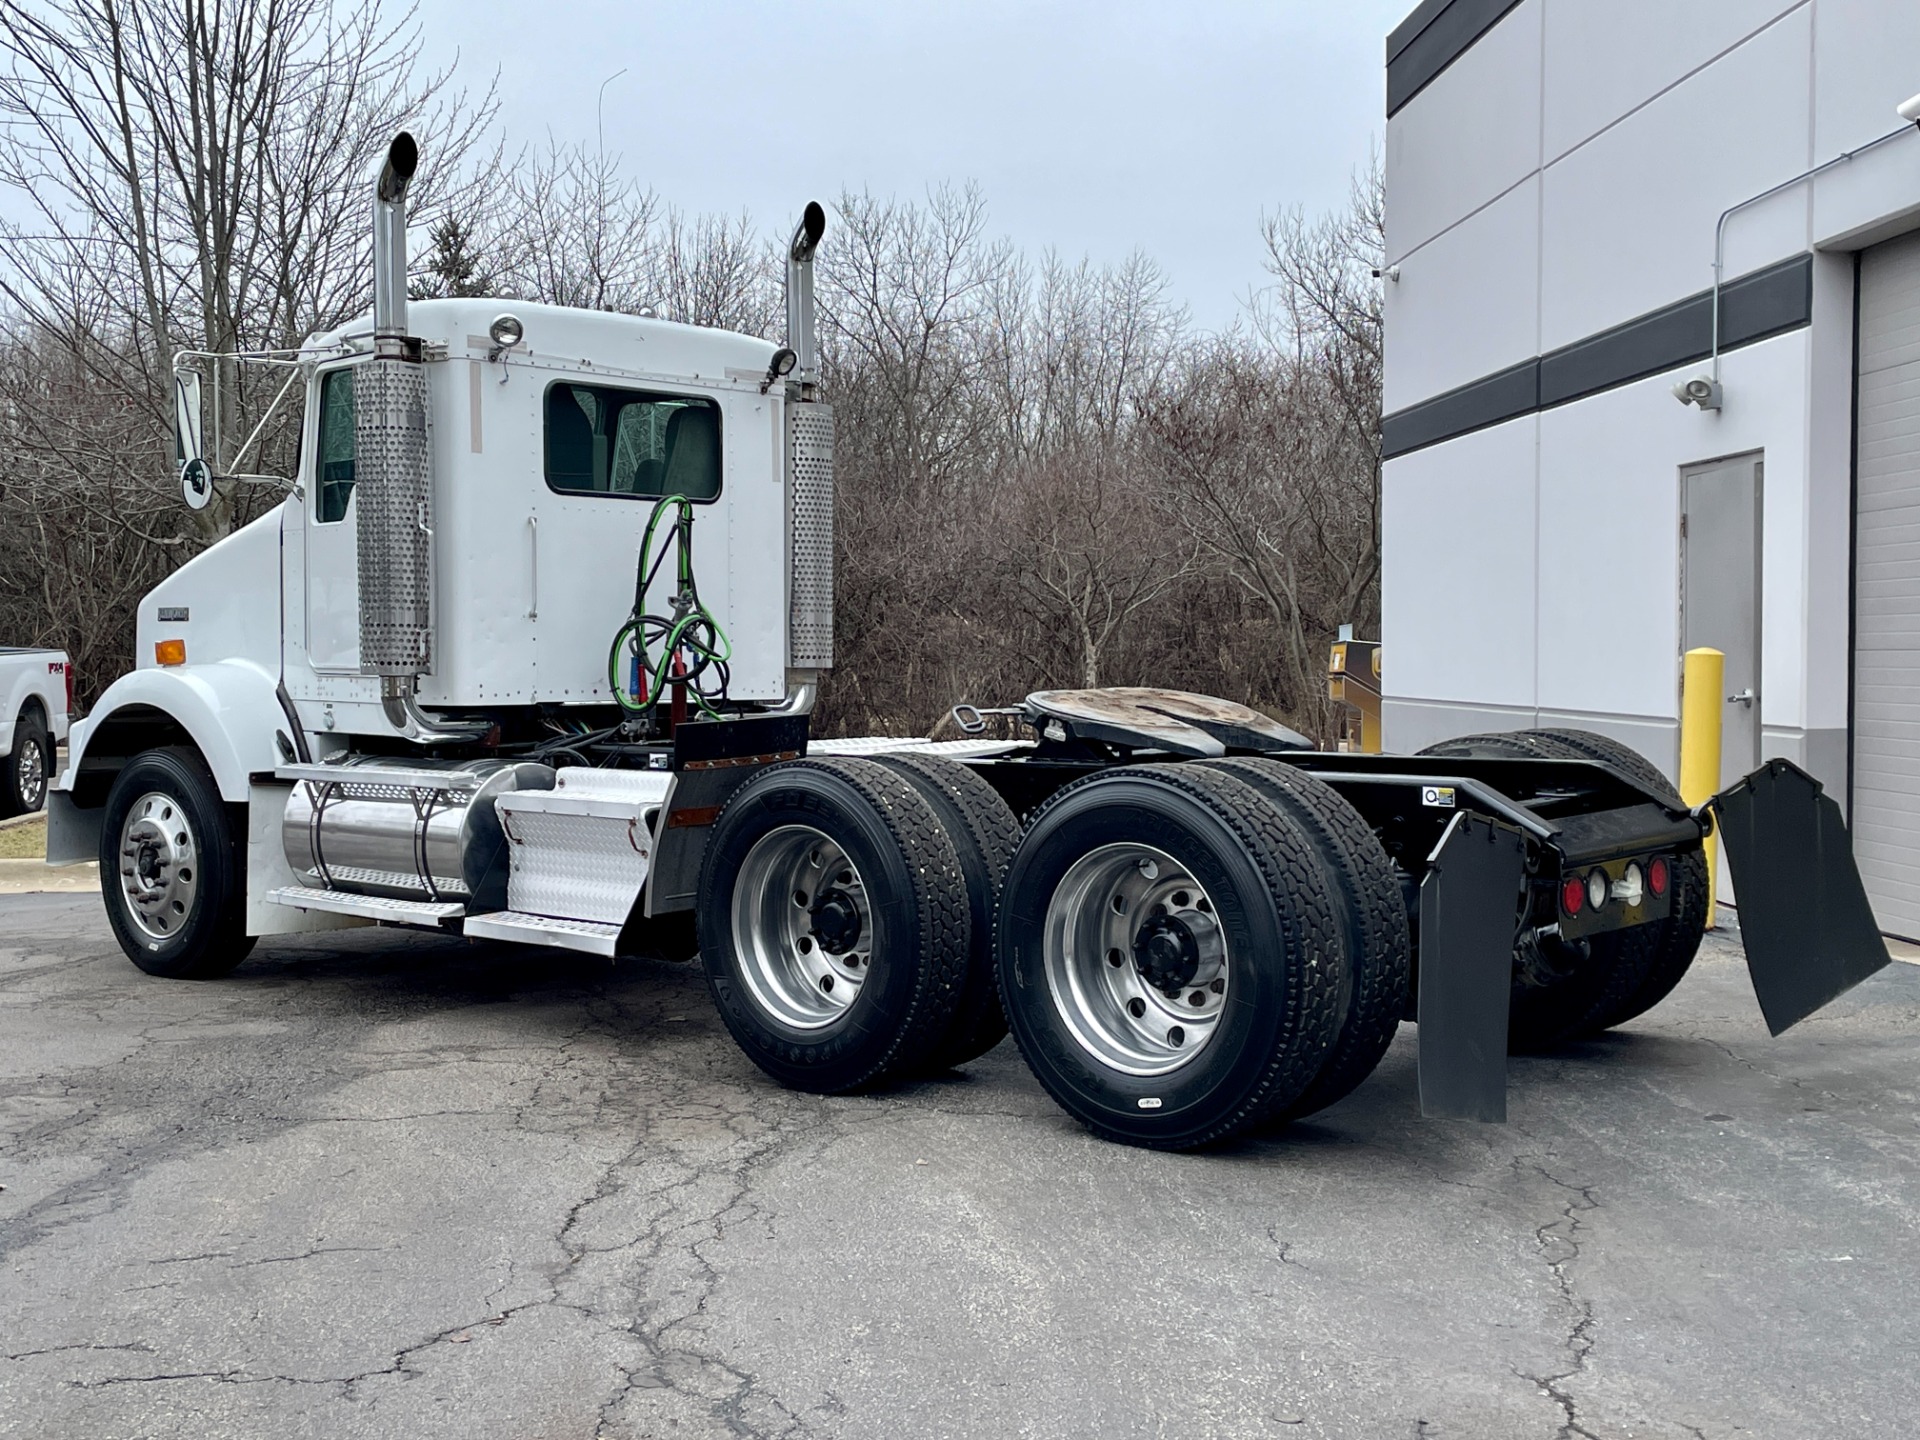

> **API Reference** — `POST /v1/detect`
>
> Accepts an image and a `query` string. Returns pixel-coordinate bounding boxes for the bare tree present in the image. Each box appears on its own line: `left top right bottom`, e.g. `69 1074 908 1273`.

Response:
651 209 778 335
1000 447 1196 689
491 138 655 311
0 0 494 695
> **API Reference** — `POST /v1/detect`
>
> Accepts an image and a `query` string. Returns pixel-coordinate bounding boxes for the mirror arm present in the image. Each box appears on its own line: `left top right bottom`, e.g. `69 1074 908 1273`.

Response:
221 367 304 476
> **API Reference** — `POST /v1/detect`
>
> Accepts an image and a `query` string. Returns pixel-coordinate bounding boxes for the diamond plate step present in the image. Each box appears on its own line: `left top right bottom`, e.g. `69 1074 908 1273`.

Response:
266 886 465 925
461 911 622 957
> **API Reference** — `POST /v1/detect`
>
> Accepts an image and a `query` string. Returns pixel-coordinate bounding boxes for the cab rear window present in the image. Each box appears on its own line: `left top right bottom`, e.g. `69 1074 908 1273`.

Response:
543 383 721 501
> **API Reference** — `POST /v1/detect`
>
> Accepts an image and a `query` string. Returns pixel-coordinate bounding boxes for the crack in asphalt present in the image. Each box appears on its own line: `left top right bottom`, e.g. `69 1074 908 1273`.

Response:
1512 1159 1601 1440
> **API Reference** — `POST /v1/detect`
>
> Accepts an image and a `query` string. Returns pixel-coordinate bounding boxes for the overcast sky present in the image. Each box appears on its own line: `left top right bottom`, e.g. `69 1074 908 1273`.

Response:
413 0 1407 333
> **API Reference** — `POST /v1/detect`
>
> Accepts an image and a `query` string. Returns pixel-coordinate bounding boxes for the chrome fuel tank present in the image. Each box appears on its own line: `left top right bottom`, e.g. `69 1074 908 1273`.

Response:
282 757 553 908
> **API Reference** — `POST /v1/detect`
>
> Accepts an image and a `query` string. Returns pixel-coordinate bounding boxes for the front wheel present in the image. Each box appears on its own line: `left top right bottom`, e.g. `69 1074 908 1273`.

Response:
99 747 254 979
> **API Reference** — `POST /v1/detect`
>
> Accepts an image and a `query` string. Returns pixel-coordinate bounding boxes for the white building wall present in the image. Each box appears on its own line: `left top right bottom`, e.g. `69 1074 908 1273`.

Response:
1380 0 1920 800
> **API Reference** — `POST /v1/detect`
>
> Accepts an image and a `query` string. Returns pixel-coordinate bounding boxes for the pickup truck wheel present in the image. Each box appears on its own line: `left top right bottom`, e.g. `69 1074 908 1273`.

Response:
872 752 1020 1072
1 709 51 816
1522 729 1710 1028
1199 758 1410 1120
996 765 1341 1149
99 747 255 979
1418 732 1654 1052
698 758 969 1094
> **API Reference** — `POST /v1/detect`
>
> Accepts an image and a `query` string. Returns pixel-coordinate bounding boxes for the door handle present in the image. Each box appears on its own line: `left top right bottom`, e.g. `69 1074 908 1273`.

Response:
1727 688 1755 706
527 515 539 620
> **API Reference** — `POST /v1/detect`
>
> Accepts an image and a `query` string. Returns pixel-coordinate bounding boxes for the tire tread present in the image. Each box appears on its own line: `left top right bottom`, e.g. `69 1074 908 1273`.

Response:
1200 758 1409 1120
871 752 1019 1070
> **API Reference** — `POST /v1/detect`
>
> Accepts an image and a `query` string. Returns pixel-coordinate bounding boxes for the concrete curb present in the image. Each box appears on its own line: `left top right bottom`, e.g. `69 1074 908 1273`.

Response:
0 858 95 894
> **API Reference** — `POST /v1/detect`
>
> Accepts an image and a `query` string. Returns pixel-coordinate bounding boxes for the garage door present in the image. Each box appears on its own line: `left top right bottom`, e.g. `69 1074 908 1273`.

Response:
1854 229 1920 938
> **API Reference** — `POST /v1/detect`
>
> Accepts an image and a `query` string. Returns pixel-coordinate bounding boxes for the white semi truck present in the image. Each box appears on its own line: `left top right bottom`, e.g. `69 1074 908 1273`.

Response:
48 135 1897 1148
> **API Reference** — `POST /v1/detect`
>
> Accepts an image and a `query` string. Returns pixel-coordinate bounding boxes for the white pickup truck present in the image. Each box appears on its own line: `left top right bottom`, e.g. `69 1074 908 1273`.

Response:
0 647 70 816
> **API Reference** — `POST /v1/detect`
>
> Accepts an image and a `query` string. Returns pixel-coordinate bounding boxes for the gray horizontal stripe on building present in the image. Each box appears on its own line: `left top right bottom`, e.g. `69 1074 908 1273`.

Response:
1386 0 1524 117
1380 253 1814 460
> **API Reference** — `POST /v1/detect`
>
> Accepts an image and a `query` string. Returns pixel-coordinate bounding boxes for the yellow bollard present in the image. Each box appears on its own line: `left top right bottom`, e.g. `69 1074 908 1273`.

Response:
1679 647 1725 929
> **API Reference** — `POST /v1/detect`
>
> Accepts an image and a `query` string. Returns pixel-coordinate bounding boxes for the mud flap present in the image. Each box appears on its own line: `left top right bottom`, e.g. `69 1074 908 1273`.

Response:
1715 758 1890 1036
1417 811 1528 1122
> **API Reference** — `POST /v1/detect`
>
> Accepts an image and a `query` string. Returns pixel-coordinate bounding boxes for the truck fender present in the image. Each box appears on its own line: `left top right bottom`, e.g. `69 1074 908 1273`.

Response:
59 659 287 806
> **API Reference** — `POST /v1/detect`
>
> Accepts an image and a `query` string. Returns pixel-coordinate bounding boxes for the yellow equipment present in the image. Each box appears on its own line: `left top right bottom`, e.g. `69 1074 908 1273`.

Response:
1329 627 1382 753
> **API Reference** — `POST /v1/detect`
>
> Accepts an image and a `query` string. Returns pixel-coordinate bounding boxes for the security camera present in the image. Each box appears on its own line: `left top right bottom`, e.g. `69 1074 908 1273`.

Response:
1900 92 1920 125
1671 375 1723 410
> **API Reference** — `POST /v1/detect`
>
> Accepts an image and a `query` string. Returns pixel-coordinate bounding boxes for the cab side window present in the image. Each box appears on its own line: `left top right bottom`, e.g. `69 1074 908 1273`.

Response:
314 368 355 523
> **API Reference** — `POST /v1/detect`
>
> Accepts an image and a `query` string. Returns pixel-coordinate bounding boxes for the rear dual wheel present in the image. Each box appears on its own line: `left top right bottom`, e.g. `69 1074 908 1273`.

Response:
1197 759 1410 1120
698 757 978 1093
996 765 1348 1149
1416 728 1708 1048
869 753 1019 1070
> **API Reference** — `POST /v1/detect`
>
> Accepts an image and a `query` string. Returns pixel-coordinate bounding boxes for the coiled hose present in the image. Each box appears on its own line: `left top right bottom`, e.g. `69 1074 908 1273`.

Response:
608 494 731 717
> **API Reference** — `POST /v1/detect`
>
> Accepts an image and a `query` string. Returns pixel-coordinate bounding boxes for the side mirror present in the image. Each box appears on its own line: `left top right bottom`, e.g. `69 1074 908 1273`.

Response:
174 370 211 509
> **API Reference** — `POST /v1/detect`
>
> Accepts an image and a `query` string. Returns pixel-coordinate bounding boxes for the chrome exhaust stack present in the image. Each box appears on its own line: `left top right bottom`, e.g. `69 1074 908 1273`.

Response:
782 202 833 678
785 201 825 397
371 132 417 358
359 132 474 742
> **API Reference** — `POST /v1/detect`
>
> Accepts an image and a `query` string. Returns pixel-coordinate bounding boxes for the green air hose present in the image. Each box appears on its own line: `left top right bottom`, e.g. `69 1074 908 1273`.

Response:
608 493 732 717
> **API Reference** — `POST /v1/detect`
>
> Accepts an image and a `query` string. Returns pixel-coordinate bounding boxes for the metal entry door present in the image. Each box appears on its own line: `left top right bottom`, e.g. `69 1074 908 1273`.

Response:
1682 453 1763 789
1853 229 1920 938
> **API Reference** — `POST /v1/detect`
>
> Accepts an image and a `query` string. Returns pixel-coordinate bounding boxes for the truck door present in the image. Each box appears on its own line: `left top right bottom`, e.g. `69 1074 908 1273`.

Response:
304 365 361 672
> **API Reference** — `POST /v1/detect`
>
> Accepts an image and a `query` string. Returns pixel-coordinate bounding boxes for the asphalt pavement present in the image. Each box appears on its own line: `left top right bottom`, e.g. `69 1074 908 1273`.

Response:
3 889 1918 1440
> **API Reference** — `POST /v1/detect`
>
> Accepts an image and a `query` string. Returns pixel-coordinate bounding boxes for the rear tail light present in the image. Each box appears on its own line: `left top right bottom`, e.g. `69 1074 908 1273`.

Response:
1648 855 1670 897
1561 875 1585 915
63 663 74 717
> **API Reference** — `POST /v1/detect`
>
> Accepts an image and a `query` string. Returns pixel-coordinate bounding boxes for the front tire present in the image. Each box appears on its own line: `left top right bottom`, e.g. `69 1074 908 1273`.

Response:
99 747 254 979
697 758 970 1093
997 765 1342 1150
1 708 50 816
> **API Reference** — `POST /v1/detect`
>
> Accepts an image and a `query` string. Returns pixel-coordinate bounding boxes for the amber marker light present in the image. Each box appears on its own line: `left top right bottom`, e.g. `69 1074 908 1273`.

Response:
155 639 186 666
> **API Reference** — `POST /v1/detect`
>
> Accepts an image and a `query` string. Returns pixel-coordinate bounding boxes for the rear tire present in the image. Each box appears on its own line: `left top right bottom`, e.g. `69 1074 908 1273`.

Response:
871 752 1019 1071
99 747 255 979
1522 728 1710 1028
1418 732 1652 1052
697 758 969 1093
1198 758 1409 1119
997 765 1342 1149
1 708 51 817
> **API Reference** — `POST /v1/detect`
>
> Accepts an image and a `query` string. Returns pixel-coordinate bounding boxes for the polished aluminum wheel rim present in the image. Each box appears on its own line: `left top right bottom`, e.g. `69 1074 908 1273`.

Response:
16 734 45 810
731 824 872 1030
1043 843 1229 1076
116 791 199 942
